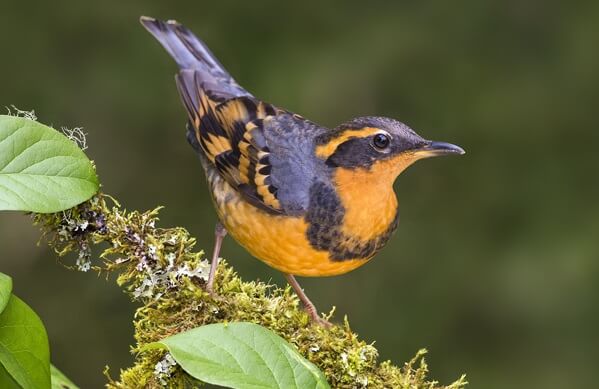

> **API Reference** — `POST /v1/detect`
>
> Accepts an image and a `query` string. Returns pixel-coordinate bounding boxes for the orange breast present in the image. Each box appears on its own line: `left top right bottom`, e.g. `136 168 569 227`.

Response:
334 167 398 242
208 174 369 277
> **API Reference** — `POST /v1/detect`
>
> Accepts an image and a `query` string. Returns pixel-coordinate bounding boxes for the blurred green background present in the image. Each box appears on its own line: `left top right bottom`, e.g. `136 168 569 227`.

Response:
1 0 598 387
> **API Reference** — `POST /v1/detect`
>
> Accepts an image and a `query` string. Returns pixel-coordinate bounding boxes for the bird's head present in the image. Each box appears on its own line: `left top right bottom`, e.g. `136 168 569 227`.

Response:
316 116 465 188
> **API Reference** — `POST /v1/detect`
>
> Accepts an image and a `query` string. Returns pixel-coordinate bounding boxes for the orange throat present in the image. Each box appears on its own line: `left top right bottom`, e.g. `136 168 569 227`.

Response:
334 166 398 242
333 153 419 242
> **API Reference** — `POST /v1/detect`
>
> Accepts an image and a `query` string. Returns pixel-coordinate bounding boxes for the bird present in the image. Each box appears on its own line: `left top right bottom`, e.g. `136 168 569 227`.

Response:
140 16 464 326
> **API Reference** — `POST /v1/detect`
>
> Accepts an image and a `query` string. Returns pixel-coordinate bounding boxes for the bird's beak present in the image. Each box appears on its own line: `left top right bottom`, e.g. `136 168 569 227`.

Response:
412 141 465 158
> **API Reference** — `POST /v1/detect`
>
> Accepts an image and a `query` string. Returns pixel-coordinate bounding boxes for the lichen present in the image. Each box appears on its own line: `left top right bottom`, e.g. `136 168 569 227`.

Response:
61 126 88 150
5 105 37 120
34 194 467 389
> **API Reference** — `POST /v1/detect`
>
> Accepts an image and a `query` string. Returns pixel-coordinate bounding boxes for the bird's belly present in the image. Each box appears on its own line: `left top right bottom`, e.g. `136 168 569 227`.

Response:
209 176 368 276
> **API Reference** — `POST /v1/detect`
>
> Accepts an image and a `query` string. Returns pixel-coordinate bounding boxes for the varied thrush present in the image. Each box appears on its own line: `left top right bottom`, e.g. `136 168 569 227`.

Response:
141 16 464 326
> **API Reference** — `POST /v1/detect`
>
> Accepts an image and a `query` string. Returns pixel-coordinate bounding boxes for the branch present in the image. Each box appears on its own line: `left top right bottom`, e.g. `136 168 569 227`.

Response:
34 194 467 389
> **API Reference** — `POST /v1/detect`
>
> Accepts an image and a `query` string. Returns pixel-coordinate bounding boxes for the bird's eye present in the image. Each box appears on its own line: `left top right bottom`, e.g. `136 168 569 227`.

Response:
372 133 390 150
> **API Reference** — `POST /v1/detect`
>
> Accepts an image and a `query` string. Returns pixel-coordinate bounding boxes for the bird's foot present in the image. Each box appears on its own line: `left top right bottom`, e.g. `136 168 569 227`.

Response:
205 223 227 297
304 305 332 328
205 282 216 297
311 314 333 328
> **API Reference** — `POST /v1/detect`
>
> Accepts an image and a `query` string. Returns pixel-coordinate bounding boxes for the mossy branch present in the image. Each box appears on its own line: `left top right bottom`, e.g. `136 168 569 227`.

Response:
34 193 467 388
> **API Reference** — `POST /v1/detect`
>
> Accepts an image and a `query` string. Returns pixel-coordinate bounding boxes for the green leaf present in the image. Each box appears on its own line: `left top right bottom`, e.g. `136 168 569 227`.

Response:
50 364 79 389
0 273 12 314
0 363 21 389
0 294 50 389
147 322 330 389
0 115 99 213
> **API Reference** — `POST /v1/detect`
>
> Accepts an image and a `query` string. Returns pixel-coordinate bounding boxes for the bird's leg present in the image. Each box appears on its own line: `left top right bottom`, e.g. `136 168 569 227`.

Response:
206 222 227 294
284 274 331 327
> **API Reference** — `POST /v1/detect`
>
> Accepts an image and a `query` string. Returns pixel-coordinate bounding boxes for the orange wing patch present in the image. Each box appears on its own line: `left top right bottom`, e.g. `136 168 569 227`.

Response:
234 118 281 210
204 132 232 158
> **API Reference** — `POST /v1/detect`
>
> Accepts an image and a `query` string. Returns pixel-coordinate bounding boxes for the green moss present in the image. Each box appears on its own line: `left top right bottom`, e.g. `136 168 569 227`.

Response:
35 194 467 389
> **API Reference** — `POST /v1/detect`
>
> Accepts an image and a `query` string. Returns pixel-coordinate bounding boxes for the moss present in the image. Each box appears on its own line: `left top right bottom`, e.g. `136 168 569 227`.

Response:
34 194 467 389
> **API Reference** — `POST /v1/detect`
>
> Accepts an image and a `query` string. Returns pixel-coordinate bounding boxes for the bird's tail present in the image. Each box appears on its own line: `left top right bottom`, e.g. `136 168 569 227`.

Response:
140 16 248 100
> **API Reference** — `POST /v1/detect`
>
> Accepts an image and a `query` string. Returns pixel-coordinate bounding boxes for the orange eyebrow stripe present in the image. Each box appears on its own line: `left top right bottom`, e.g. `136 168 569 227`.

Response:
315 127 382 158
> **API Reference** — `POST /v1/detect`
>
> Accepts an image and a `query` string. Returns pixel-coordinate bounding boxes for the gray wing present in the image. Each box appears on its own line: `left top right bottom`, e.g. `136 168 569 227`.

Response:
261 114 328 215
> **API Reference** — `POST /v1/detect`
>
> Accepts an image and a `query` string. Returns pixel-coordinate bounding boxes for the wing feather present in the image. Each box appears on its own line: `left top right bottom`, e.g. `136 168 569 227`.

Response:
179 76 287 213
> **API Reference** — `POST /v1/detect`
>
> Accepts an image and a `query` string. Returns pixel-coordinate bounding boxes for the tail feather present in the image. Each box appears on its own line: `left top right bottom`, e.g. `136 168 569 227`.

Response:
140 16 248 99
175 70 202 125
